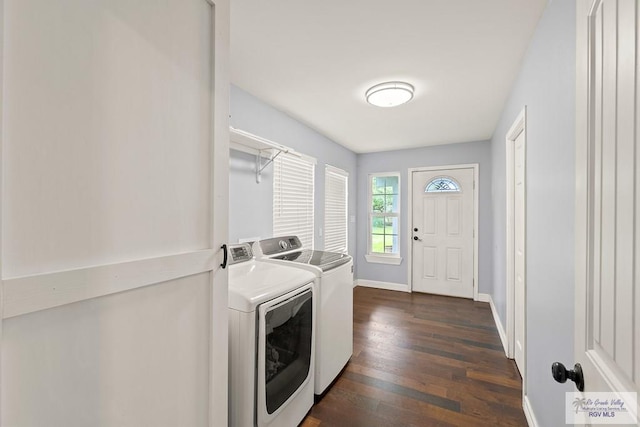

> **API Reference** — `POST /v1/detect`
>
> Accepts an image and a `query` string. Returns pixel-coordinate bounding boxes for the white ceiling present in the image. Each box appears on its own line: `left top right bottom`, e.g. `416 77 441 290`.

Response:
230 0 547 154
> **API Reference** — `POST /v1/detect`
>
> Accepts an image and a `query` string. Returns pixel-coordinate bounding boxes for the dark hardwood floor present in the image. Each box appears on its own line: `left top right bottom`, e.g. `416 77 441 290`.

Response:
301 287 526 427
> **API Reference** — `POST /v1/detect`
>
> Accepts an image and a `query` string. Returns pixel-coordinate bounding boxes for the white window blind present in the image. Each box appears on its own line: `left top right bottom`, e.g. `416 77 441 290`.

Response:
324 165 348 253
273 152 316 249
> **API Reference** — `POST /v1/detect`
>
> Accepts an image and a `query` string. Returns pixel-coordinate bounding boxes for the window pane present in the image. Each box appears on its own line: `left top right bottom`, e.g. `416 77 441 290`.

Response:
384 235 399 254
384 217 398 234
371 234 384 253
372 177 386 195
385 194 399 213
385 176 399 194
425 177 461 193
372 195 385 212
370 216 398 254
372 216 384 230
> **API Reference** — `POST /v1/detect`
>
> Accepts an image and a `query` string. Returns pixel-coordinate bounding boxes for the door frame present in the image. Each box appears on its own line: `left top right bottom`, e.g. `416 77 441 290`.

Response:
407 164 479 300
505 106 527 363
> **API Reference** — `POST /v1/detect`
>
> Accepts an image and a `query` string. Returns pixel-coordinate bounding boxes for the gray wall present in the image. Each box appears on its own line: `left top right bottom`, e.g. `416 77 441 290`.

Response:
489 0 575 425
229 85 358 258
356 141 493 293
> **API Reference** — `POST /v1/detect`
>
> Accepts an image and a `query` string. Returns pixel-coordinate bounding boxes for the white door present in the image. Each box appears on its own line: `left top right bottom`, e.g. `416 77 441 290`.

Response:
411 167 475 298
514 130 526 376
0 0 230 425
574 0 639 419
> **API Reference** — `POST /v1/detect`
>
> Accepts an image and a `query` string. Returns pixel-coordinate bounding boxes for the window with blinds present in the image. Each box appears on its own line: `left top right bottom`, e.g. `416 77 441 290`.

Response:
273 152 316 249
324 165 348 253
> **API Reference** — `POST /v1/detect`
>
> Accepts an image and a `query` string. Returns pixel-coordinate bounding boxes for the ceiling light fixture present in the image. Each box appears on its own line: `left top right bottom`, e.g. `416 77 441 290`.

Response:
365 81 414 107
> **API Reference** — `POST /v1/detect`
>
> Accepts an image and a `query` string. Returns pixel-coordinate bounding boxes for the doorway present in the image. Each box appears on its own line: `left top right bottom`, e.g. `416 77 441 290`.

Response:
409 165 478 299
506 108 526 377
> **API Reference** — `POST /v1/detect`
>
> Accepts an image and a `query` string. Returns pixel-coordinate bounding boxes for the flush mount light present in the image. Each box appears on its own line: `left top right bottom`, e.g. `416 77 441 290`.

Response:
365 81 414 107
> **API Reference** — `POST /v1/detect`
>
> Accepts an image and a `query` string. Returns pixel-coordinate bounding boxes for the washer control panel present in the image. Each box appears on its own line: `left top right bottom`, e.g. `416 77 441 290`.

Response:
260 236 303 255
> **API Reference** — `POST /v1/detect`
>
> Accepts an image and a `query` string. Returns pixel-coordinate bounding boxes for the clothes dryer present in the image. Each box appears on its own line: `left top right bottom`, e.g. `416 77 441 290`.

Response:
227 243 316 427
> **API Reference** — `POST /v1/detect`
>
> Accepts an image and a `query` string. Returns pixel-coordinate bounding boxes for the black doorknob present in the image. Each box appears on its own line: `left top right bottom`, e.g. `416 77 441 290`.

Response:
413 236 419 241
552 362 584 391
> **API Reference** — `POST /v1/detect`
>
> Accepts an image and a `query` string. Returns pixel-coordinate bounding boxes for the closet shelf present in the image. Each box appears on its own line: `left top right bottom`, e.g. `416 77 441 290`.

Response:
229 127 297 183
230 127 294 156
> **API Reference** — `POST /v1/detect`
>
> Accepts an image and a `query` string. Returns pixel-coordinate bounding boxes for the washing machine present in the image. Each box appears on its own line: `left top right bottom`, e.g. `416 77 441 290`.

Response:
227 242 316 427
255 236 353 395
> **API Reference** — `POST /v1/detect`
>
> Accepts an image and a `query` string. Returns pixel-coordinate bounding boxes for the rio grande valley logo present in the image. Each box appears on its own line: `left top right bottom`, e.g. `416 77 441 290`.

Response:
566 392 637 425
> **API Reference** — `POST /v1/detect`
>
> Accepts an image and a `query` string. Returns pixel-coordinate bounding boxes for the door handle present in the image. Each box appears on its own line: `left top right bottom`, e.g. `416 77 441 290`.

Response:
220 244 228 269
551 362 584 391
413 236 422 241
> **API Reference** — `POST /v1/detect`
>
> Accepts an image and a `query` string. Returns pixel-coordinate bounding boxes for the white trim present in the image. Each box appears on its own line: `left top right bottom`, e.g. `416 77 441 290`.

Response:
325 164 349 177
505 106 527 362
355 279 410 293
574 0 590 403
0 0 5 414
407 164 479 300
476 293 491 303
523 395 540 427
2 250 217 319
209 0 230 423
505 106 528 427
479 293 508 356
364 254 402 265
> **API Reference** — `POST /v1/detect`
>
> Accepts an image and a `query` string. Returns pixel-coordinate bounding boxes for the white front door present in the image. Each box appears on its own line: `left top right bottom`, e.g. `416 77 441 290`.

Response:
411 167 475 298
575 0 639 419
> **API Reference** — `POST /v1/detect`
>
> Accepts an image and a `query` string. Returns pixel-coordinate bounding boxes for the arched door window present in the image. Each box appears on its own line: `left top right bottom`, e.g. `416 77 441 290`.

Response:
424 176 461 193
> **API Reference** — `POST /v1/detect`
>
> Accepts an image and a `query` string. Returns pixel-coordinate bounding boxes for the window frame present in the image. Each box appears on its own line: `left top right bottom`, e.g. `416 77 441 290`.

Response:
272 151 316 249
324 165 349 253
366 172 402 265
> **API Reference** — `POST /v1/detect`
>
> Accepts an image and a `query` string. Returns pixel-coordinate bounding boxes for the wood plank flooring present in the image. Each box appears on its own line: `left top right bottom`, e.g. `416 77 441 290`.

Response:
301 287 526 427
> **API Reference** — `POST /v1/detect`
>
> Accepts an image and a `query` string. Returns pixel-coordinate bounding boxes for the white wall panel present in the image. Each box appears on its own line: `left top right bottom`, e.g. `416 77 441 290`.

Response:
2 0 212 278
446 248 461 282
423 198 437 235
446 197 461 236
2 273 211 427
423 247 437 279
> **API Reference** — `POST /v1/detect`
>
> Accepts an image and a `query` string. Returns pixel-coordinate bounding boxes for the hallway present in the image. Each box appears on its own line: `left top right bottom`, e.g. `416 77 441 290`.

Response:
302 287 526 426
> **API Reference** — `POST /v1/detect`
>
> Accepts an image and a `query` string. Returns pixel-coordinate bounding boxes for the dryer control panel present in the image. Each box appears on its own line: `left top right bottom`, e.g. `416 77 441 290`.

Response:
228 243 253 265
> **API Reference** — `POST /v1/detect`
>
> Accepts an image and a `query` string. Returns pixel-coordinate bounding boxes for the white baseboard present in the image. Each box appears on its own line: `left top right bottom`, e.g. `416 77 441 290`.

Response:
523 395 539 427
478 292 508 356
476 293 491 303
355 279 410 293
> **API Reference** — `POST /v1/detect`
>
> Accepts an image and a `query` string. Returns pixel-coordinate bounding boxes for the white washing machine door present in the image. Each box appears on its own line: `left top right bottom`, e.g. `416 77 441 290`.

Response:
256 284 314 426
